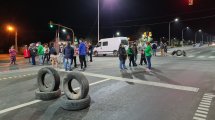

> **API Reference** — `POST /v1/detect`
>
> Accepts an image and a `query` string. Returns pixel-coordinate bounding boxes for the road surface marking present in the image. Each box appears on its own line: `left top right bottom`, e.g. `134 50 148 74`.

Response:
188 55 195 58
197 56 205 59
193 117 206 120
193 93 214 120
196 110 208 115
23 75 26 77
194 113 207 118
200 102 211 106
13 76 17 78
81 71 199 92
3 78 7 80
208 56 215 59
0 78 110 115
8 77 12 79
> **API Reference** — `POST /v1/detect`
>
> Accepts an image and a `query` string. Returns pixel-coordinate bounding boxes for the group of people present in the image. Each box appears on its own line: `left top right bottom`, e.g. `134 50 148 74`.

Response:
118 42 152 71
9 40 94 71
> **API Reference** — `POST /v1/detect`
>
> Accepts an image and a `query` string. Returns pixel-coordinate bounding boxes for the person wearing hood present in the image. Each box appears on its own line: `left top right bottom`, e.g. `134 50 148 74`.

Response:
63 42 74 71
79 40 87 71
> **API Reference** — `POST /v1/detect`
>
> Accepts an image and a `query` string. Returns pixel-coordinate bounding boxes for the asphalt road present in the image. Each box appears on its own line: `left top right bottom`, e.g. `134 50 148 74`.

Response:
0 46 215 120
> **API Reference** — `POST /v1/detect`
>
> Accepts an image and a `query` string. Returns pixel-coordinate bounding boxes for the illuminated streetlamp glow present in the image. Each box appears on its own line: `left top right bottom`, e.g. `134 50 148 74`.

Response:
7 26 14 31
62 29 66 33
6 25 18 52
169 17 179 46
116 32 120 36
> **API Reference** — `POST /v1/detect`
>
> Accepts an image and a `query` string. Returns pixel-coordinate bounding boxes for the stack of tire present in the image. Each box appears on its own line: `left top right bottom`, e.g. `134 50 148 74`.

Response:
60 72 91 111
35 67 61 100
172 50 186 57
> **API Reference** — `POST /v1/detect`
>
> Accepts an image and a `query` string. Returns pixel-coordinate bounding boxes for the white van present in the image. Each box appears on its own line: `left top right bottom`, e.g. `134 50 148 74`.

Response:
93 37 129 56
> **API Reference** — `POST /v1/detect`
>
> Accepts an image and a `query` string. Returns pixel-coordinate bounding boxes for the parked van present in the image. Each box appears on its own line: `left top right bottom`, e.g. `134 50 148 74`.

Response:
93 37 129 56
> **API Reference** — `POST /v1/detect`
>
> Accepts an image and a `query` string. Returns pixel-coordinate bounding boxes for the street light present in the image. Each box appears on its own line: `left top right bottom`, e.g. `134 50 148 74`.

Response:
182 27 190 41
169 18 179 46
116 32 120 36
6 25 18 52
195 29 203 43
62 29 67 33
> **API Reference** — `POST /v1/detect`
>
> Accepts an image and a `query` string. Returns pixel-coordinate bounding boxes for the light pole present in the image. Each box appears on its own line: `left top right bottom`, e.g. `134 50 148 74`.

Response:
169 18 179 46
195 29 202 43
98 0 100 43
7 25 18 52
182 27 189 41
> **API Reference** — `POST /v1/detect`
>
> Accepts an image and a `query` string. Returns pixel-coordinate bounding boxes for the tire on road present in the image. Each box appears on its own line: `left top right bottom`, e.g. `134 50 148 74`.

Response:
113 50 118 57
37 67 60 92
63 72 89 100
35 89 61 101
176 50 183 56
183 51 186 56
60 95 91 111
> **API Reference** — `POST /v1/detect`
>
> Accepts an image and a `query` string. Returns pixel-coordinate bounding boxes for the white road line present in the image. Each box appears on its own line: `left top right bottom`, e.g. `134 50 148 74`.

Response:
82 72 199 92
208 56 215 59
188 55 195 58
201 100 211 103
193 116 206 120
194 113 207 118
199 104 210 108
8 77 12 79
0 78 110 115
3 78 7 80
200 102 211 106
202 97 212 101
0 100 41 114
198 107 209 111
203 95 214 99
197 56 205 59
196 110 208 115
204 94 215 97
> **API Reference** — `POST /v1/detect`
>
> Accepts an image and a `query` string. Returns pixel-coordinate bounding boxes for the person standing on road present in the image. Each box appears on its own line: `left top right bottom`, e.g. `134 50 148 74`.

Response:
88 42 93 62
118 44 127 70
140 49 147 65
9 45 17 65
79 40 87 71
145 42 152 71
23 45 31 63
127 45 137 67
37 42 44 65
164 42 168 56
49 43 57 67
73 44 78 68
133 44 138 63
160 41 164 56
29 43 37 65
63 42 74 71
43 44 50 64
152 43 157 56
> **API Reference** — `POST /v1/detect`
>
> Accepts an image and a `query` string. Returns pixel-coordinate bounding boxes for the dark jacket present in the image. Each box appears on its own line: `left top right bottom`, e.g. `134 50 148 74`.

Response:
63 45 74 59
118 47 127 60
79 42 87 56
30 47 37 56
152 44 157 49
50 47 56 55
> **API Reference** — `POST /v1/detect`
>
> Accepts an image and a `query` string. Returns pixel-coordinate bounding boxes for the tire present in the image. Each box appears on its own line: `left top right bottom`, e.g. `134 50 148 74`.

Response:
176 50 183 56
35 89 61 101
172 51 176 56
63 72 89 100
94 51 98 57
113 50 118 57
37 67 60 92
103 54 107 56
60 95 91 111
183 51 186 56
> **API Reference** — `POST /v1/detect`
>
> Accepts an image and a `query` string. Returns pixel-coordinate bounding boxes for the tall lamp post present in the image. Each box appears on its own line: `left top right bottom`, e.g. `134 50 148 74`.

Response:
98 0 100 43
7 25 18 52
182 27 189 41
195 29 202 43
169 18 179 46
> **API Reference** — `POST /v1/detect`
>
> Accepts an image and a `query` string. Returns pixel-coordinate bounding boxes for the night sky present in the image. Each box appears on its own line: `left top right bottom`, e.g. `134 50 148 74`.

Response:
0 0 215 52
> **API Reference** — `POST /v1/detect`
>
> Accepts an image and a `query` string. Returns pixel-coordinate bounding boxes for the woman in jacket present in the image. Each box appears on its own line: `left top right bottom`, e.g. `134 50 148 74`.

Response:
118 44 127 70
23 45 31 63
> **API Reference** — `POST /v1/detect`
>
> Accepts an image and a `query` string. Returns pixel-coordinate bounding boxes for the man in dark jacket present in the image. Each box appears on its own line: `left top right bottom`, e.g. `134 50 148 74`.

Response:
118 44 127 70
79 40 87 70
29 43 37 65
63 42 74 71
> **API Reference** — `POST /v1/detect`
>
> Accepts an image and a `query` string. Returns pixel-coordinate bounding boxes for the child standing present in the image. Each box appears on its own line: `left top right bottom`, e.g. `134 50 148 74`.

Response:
9 46 17 65
140 50 147 65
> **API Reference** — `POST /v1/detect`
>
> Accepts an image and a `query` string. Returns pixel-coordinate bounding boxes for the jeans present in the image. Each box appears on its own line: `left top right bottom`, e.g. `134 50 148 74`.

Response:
64 58 72 71
43 53 49 64
39 55 43 64
119 60 126 69
89 53 93 62
152 49 156 56
79 55 86 69
146 56 152 69
129 55 136 67
31 56 36 65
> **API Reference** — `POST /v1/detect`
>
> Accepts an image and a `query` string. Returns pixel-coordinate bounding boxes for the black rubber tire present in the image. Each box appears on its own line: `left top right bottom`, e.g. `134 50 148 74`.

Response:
60 95 91 111
183 51 186 56
171 51 176 56
176 50 183 56
63 72 89 100
113 50 118 57
37 67 60 92
94 51 98 57
35 89 61 101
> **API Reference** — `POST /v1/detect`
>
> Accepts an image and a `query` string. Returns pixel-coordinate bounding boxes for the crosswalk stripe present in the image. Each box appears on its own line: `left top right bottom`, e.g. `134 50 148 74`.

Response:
208 56 215 59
